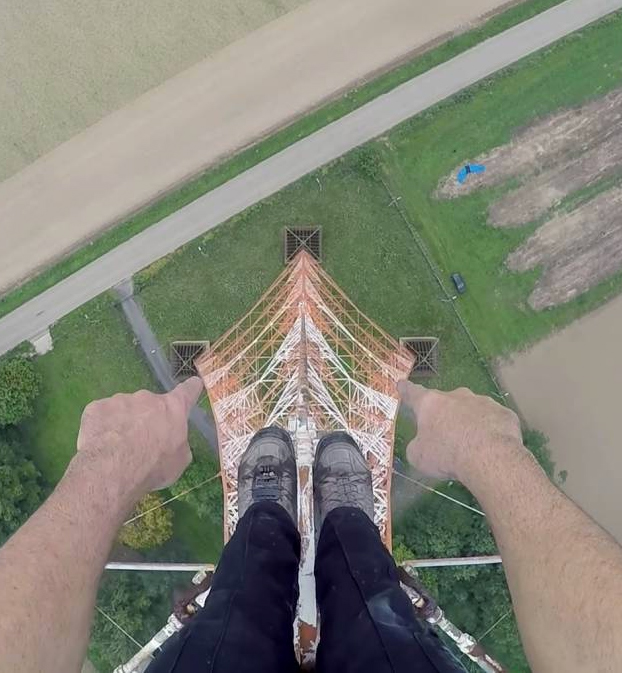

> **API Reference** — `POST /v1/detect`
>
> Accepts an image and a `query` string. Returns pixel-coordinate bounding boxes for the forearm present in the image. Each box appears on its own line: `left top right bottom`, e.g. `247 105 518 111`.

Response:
0 453 139 673
463 442 622 672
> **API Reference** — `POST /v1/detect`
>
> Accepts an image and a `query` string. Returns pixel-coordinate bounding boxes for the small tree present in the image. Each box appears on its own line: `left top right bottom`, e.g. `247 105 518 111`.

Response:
0 358 40 427
392 535 415 564
118 493 173 550
90 571 176 672
523 429 554 477
0 438 44 543
170 451 223 524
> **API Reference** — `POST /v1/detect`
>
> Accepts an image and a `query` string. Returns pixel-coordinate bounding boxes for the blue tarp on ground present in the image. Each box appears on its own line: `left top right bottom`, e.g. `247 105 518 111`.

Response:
457 163 486 184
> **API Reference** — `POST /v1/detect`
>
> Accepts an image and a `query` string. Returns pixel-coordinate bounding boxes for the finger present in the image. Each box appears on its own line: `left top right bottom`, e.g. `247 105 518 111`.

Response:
172 440 194 481
169 376 204 414
397 380 429 414
179 439 193 470
405 436 425 470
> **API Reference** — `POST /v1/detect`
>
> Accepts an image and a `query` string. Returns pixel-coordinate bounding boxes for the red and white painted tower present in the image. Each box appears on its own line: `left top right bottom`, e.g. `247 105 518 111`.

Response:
115 251 507 673
196 250 414 661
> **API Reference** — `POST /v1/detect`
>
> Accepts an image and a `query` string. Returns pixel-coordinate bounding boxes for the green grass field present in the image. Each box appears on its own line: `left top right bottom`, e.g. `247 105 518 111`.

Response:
137 166 495 400
13 8 622 670
19 294 223 562
382 10 622 356
21 295 154 483
0 0 567 322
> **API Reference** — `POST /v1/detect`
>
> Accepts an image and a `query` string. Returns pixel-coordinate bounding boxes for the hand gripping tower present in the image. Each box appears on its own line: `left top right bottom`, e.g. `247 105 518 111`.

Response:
195 250 414 661
114 250 508 673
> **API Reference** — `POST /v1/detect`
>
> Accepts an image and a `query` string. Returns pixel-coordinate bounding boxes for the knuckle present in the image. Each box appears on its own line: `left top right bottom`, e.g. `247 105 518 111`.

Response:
504 407 520 426
163 395 187 421
426 390 444 405
133 389 155 404
82 399 105 417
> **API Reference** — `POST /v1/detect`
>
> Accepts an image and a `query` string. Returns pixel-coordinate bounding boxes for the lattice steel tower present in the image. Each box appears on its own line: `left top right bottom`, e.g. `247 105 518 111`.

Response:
196 250 414 659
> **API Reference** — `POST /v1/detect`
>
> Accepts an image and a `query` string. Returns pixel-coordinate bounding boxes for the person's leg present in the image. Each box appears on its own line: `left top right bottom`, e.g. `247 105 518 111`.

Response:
313 432 466 673
146 427 300 673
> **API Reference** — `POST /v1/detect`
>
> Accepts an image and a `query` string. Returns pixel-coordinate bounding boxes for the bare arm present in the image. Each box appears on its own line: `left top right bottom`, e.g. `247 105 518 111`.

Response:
399 381 622 673
0 378 203 673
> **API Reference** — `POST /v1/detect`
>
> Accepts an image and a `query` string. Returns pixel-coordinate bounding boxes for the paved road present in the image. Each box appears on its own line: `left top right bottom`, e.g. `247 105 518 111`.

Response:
0 0 517 291
114 281 219 451
1 0 620 356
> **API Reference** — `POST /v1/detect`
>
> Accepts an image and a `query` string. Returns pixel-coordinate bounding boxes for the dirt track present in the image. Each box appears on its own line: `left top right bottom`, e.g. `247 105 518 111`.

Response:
437 88 622 203
0 0 308 183
0 0 521 294
499 294 622 543
508 185 622 308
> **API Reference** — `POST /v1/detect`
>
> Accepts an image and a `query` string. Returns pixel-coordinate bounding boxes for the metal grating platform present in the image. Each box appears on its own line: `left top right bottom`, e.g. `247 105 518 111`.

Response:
400 337 440 377
284 227 322 263
170 341 210 380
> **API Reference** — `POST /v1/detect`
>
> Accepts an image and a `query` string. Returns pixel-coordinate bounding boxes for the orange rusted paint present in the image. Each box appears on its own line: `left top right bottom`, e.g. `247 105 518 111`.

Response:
195 250 414 661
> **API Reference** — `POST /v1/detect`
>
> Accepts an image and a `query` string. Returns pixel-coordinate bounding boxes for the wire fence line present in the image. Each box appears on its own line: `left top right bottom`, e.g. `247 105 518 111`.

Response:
380 179 509 405
95 605 146 650
123 472 221 526
380 178 524 666
393 469 485 517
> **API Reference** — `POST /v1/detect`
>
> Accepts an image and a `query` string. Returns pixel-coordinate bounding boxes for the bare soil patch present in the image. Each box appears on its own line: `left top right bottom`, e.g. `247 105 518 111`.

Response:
0 0 308 183
437 88 622 309
437 88 622 200
490 135 622 227
507 185 622 309
498 293 622 543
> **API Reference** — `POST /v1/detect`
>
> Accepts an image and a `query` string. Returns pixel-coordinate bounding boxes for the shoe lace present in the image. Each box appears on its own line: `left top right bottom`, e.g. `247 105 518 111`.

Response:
323 473 368 509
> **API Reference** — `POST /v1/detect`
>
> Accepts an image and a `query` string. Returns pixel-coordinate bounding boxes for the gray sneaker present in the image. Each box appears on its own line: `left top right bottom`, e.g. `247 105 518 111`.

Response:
237 426 298 523
313 431 374 530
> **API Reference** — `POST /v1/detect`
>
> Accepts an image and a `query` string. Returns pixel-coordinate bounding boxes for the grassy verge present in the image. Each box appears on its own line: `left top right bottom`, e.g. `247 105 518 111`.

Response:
0 0 567 321
381 10 622 357
21 295 154 483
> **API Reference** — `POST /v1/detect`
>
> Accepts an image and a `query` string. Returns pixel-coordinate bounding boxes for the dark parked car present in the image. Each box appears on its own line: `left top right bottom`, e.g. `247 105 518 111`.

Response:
450 272 466 295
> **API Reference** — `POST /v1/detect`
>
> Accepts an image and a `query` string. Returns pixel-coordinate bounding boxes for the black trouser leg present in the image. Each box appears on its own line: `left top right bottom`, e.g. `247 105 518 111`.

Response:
146 501 300 673
315 507 467 673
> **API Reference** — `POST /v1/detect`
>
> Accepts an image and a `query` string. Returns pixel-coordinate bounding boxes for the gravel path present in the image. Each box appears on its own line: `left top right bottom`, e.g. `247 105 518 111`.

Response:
114 280 219 452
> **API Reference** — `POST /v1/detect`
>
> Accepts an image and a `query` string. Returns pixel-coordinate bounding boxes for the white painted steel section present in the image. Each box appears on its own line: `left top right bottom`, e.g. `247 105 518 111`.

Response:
105 556 503 573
